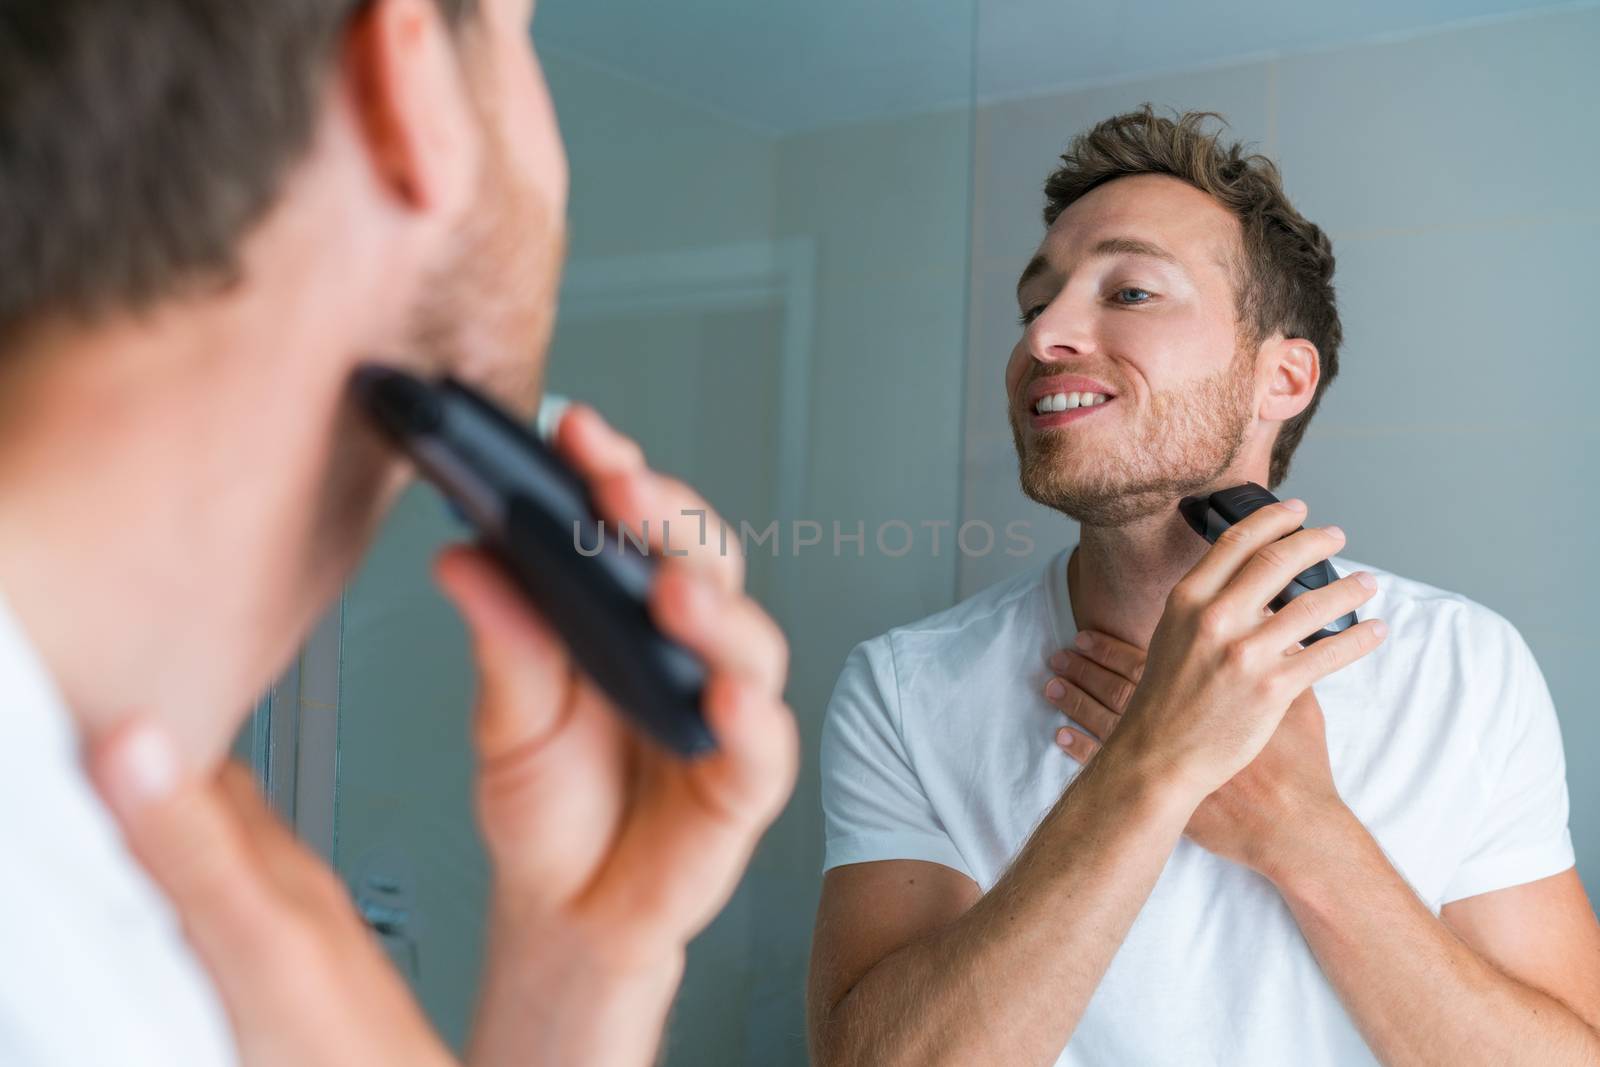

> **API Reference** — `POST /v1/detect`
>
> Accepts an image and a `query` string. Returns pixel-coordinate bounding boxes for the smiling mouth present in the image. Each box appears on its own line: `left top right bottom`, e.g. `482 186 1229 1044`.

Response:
1026 390 1119 432
1031 389 1113 416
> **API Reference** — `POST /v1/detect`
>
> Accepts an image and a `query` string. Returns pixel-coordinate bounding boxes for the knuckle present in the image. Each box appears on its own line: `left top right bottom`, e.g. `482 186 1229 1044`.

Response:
1290 592 1322 627
1196 602 1231 639
1110 680 1135 711
1166 580 1201 613
1222 637 1257 673
1255 544 1290 571
1216 524 1254 549
1258 668 1293 705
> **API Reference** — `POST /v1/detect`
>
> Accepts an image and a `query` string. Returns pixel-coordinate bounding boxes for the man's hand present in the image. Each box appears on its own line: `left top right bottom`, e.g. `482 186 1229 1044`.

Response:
1045 629 1347 878
433 402 799 1066
90 403 799 1067
439 403 798 964
89 738 458 1067
1093 500 1385 799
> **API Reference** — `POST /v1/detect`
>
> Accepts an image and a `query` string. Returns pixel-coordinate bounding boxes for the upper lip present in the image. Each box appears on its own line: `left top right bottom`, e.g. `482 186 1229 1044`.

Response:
1026 375 1118 408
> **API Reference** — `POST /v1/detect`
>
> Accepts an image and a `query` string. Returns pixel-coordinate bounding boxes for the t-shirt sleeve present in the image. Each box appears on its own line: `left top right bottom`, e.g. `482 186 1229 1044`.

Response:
1441 618 1575 904
818 636 972 878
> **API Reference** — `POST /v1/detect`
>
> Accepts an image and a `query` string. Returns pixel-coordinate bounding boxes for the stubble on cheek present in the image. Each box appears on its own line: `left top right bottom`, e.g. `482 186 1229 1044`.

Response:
1009 344 1256 528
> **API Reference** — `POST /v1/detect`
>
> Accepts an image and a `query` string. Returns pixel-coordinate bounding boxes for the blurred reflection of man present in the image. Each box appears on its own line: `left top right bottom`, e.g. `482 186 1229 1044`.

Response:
808 107 1600 1066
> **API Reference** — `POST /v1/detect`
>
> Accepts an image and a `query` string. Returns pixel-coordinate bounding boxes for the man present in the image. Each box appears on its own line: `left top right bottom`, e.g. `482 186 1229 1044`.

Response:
808 107 1600 1065
0 0 795 1064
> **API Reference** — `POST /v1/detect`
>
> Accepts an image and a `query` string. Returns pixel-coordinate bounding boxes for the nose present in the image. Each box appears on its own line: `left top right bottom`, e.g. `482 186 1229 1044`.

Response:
1026 294 1096 366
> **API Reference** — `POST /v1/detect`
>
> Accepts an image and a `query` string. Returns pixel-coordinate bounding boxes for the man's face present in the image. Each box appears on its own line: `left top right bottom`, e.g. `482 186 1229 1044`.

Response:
1005 174 1260 528
406 0 570 417
306 0 569 613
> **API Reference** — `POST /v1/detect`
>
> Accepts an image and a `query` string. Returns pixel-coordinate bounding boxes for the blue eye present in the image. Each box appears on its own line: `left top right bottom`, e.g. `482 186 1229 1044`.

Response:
1113 287 1153 305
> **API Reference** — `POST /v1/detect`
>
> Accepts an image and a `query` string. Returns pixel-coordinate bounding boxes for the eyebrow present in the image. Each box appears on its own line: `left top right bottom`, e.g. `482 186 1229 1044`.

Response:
1015 237 1182 301
1015 253 1051 300
1092 236 1180 264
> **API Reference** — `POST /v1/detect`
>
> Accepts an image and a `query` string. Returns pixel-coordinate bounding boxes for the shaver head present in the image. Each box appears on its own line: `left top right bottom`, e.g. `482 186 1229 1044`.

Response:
1174 481 1357 646
1177 493 1213 539
1178 481 1280 541
351 363 445 440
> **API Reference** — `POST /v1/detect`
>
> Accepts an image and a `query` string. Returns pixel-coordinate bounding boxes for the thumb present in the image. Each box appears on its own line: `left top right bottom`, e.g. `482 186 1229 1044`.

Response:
434 544 575 761
88 720 288 999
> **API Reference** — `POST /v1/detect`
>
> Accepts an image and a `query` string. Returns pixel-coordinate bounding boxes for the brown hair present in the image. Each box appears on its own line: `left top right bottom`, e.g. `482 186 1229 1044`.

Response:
0 0 476 343
1043 105 1340 490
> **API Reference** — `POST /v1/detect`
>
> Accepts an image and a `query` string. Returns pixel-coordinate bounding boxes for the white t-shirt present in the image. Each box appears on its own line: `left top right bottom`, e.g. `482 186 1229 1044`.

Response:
0 596 237 1066
820 548 1575 1067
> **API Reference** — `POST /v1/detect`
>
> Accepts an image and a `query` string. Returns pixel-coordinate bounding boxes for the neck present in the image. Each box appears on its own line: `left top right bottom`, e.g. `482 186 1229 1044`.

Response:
0 103 440 771
0 285 397 769
1066 483 1264 651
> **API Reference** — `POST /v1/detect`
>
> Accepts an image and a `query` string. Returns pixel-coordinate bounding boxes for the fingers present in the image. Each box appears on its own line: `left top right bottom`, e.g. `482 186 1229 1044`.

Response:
552 401 647 478
555 404 744 595
434 544 575 762
584 674 799 946
1279 613 1389 693
690 672 800 826
651 563 788 697
1222 523 1349 617
435 543 637 904
88 721 299 1000
1046 630 1148 754
1044 658 1122 741
1048 644 1139 713
1062 631 1145 685
1176 497 1311 601
1045 675 1120 741
93 723 461 1067
1056 724 1101 764
1253 569 1380 652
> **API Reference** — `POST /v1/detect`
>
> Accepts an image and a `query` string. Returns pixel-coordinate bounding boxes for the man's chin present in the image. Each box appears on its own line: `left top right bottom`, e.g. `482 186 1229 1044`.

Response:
1015 454 1187 529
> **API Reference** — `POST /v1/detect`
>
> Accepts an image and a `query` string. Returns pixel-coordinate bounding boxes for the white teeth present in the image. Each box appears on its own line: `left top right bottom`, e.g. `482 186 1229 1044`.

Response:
1034 391 1110 415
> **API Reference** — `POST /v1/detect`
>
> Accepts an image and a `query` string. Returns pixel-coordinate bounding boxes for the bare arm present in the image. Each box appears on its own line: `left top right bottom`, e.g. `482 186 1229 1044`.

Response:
1273 810 1600 1066
808 744 1197 1067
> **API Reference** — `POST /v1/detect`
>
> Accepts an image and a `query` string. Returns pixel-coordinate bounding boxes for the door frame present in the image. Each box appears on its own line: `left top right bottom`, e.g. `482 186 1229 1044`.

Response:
559 237 817 525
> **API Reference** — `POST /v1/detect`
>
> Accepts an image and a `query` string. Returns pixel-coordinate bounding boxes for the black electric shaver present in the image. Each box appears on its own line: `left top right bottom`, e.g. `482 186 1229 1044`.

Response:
1177 482 1357 646
352 364 714 757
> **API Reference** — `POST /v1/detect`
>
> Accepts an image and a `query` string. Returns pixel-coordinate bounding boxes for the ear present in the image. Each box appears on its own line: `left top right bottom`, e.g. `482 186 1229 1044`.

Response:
1258 335 1320 424
340 0 481 222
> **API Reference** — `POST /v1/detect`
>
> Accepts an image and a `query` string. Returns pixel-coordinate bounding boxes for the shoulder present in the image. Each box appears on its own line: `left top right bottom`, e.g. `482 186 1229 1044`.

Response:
1340 554 1547 746
825 555 1059 752
833 556 1056 702
1349 554 1531 663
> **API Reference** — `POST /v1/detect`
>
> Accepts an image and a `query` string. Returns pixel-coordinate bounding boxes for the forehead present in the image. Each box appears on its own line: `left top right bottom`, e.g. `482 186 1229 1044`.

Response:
1032 173 1242 279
